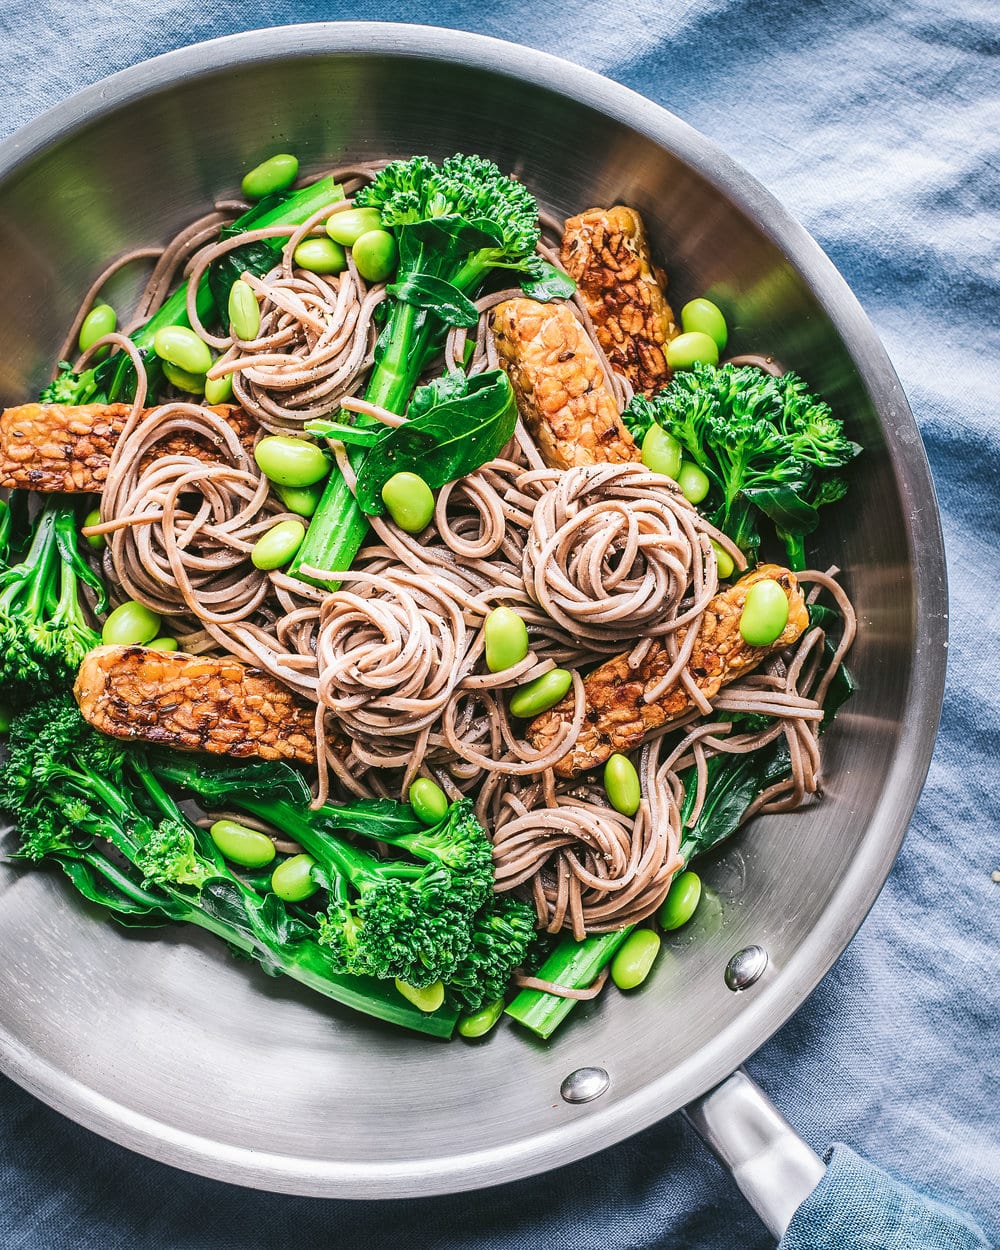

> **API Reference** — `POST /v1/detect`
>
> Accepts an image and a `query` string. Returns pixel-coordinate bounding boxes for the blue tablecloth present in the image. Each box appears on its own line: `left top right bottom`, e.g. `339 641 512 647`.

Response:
1 2 997 1246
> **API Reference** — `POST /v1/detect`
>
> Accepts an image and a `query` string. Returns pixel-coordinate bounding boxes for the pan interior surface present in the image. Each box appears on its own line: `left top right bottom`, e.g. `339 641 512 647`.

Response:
0 25 946 1197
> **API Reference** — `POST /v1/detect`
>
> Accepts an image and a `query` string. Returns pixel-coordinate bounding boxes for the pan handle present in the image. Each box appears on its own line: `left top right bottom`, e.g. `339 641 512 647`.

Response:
682 1068 825 1239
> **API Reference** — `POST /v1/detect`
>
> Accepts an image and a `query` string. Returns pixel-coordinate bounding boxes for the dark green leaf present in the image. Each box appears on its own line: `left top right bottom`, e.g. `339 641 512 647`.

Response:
398 215 503 264
387 273 480 328
519 256 577 301
742 480 819 538
151 752 314 808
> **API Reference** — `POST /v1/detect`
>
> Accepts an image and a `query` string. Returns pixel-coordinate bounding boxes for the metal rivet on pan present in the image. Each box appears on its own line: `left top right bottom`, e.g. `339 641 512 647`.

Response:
560 1066 610 1104
725 945 768 991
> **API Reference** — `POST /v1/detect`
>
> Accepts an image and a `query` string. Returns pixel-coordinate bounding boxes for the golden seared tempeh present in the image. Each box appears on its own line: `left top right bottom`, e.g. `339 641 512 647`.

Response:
561 206 679 397
74 645 317 765
526 565 810 777
490 298 641 470
0 402 257 493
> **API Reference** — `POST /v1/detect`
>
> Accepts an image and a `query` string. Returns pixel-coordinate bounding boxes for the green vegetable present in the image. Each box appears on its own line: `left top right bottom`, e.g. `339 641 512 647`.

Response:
153 325 213 376
509 668 573 718
161 361 205 394
457 997 504 1038
79 303 116 353
271 853 319 902
622 364 860 567
326 207 382 246
395 979 445 1012
447 895 537 1012
408 777 450 826
666 331 719 369
251 519 306 570
381 471 435 533
677 460 711 503
484 606 530 673
611 929 661 989
505 929 631 1039
710 538 735 579
102 600 160 647
147 637 178 652
739 578 789 646
680 298 728 351
203 372 234 405
352 229 398 282
242 154 299 201
293 237 347 274
658 871 702 930
254 436 329 487
640 424 682 479
82 508 105 550
0 703 11 734
209 819 276 869
273 481 325 517
603 753 641 816
228 279 261 341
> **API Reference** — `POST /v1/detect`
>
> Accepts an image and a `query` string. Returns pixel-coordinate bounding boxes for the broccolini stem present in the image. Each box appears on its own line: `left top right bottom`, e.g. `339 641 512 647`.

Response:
0 504 57 617
504 929 633 1039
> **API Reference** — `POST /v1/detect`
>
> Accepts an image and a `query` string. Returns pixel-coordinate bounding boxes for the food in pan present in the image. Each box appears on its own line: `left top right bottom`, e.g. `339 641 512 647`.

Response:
0 151 859 1040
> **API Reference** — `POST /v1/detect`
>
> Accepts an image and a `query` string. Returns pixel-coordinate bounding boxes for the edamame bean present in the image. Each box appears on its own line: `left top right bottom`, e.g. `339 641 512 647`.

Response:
153 325 213 376
241 153 299 201
352 229 398 283
611 929 661 990
509 668 573 718
640 424 682 480
658 871 702 930
251 519 306 570
381 471 435 533
293 237 347 275
676 460 710 504
326 207 382 246
209 819 276 869
273 481 325 517
101 600 161 646
710 538 735 579
271 853 318 902
254 435 329 487
82 507 105 550
161 360 205 394
0 703 12 734
680 298 728 352
394 979 445 1012
604 753 641 816
457 998 505 1038
665 330 719 370
484 606 530 672
203 372 234 406
147 637 179 652
739 578 789 646
228 279 261 342
78 303 116 353
409 777 450 825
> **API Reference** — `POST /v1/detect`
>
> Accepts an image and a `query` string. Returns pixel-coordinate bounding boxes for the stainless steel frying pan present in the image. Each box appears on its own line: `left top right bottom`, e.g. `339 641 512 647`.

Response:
0 23 947 1237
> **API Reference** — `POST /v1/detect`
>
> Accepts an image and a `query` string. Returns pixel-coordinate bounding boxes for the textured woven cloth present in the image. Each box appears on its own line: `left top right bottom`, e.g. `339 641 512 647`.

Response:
0 2 997 1247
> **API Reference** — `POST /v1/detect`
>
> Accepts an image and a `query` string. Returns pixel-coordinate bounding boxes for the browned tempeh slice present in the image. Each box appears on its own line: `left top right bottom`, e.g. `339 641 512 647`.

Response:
0 402 257 493
561 205 679 397
74 645 317 765
526 565 809 777
489 298 640 470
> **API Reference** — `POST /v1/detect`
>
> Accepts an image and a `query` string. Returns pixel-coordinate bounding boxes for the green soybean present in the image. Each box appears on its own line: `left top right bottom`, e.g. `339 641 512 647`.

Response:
0 702 11 734
658 871 702 930
677 460 710 504
352 229 398 283
228 279 261 341
161 360 205 394
326 207 383 246
242 153 299 201
394 979 445 1013
147 637 179 652
293 237 347 275
153 325 213 376
209 819 276 869
680 298 728 352
255 435 329 487
273 481 325 517
78 303 116 353
381 471 435 533
509 668 573 718
204 372 234 405
604 753 641 816
641 424 683 480
665 330 719 370
611 929 661 990
484 606 530 673
739 578 789 646
409 777 450 825
102 600 161 646
271 853 318 902
457 998 505 1038
251 519 306 570
82 507 105 550
711 538 735 579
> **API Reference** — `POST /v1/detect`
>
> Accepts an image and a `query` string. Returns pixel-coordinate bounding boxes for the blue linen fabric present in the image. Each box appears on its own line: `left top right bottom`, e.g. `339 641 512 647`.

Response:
0 2 997 1247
